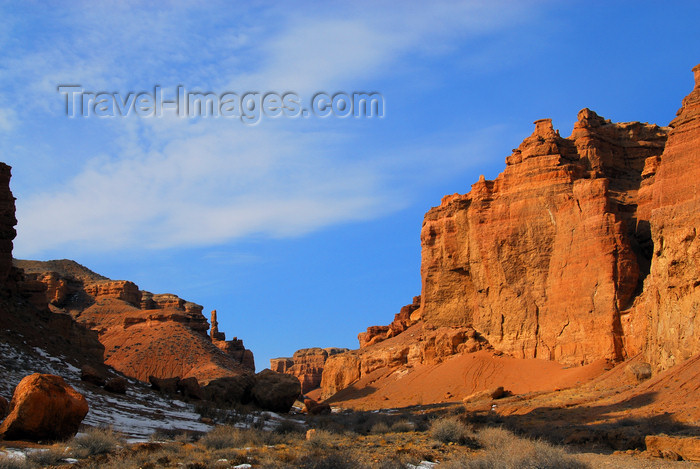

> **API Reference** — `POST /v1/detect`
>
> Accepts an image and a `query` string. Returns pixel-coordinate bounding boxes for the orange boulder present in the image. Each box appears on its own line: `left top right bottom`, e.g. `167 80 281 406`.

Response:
0 374 88 441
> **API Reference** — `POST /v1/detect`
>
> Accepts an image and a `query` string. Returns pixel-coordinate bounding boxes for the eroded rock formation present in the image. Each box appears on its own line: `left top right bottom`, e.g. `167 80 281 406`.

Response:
271 347 349 394
637 64 700 370
210 310 255 371
419 110 667 365
14 260 255 384
320 64 700 402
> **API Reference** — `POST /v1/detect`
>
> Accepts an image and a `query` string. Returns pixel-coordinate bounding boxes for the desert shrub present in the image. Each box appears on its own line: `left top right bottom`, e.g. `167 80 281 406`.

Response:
26 446 66 466
429 416 476 445
304 429 337 449
390 419 415 433
442 427 590 469
297 450 367 469
71 427 123 457
370 421 391 434
476 426 516 448
200 425 288 450
200 425 245 449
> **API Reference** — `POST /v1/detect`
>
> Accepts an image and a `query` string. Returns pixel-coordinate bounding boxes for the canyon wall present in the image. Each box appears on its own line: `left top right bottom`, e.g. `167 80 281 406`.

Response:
419 110 667 365
271 347 349 394
639 64 700 370
321 64 700 400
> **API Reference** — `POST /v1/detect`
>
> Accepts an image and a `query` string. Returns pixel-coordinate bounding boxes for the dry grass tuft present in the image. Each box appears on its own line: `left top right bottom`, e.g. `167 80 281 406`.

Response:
71 427 124 458
442 427 590 469
429 415 476 445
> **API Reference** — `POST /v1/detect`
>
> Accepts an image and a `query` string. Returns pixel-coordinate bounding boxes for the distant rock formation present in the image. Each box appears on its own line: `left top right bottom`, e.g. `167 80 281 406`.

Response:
210 310 255 371
14 259 256 384
271 347 349 394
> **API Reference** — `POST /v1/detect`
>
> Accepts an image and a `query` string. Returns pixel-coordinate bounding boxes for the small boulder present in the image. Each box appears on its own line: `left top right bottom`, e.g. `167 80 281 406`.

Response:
0 395 8 420
626 362 653 382
149 376 179 394
462 386 508 404
303 398 331 415
0 374 88 441
646 435 700 462
104 377 127 394
81 365 106 387
177 377 203 400
250 369 301 413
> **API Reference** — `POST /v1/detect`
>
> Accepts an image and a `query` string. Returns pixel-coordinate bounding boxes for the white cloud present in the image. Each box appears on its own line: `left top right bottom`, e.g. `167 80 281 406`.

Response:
4 1 550 256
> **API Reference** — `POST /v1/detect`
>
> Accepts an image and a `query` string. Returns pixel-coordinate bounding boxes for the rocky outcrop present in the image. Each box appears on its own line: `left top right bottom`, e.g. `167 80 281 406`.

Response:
646 435 700 462
13 259 255 385
637 64 700 371
419 111 667 365
358 296 421 347
84 280 141 306
0 163 16 286
321 322 490 399
271 347 349 394
0 374 88 441
210 310 255 371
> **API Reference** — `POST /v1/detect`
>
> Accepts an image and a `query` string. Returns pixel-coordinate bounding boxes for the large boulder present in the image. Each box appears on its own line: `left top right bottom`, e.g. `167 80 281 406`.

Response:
148 376 179 394
177 377 203 400
250 369 301 413
0 374 88 441
81 365 106 387
303 398 331 415
104 377 127 394
203 374 255 404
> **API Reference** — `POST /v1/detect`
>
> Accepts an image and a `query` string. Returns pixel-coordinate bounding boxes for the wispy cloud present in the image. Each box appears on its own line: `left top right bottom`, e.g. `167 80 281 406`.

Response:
2 1 549 256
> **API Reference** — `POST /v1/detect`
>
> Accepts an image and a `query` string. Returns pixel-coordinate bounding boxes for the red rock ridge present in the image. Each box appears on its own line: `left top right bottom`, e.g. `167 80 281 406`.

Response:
14 259 255 383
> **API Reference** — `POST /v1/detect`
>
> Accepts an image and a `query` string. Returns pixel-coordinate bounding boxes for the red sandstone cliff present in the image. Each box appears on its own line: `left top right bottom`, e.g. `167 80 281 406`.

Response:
320 64 700 403
637 64 700 370
14 259 255 384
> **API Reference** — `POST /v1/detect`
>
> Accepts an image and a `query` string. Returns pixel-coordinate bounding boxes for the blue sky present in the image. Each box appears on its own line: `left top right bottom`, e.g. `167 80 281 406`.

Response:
1 1 698 370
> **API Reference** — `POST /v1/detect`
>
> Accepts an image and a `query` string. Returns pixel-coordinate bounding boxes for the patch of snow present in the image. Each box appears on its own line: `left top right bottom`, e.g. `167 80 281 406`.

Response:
0 449 27 460
407 462 438 469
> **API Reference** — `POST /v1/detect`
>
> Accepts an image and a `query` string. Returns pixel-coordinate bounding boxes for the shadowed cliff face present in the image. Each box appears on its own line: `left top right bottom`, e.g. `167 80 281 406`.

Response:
419 110 668 366
0 163 16 285
639 64 700 370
